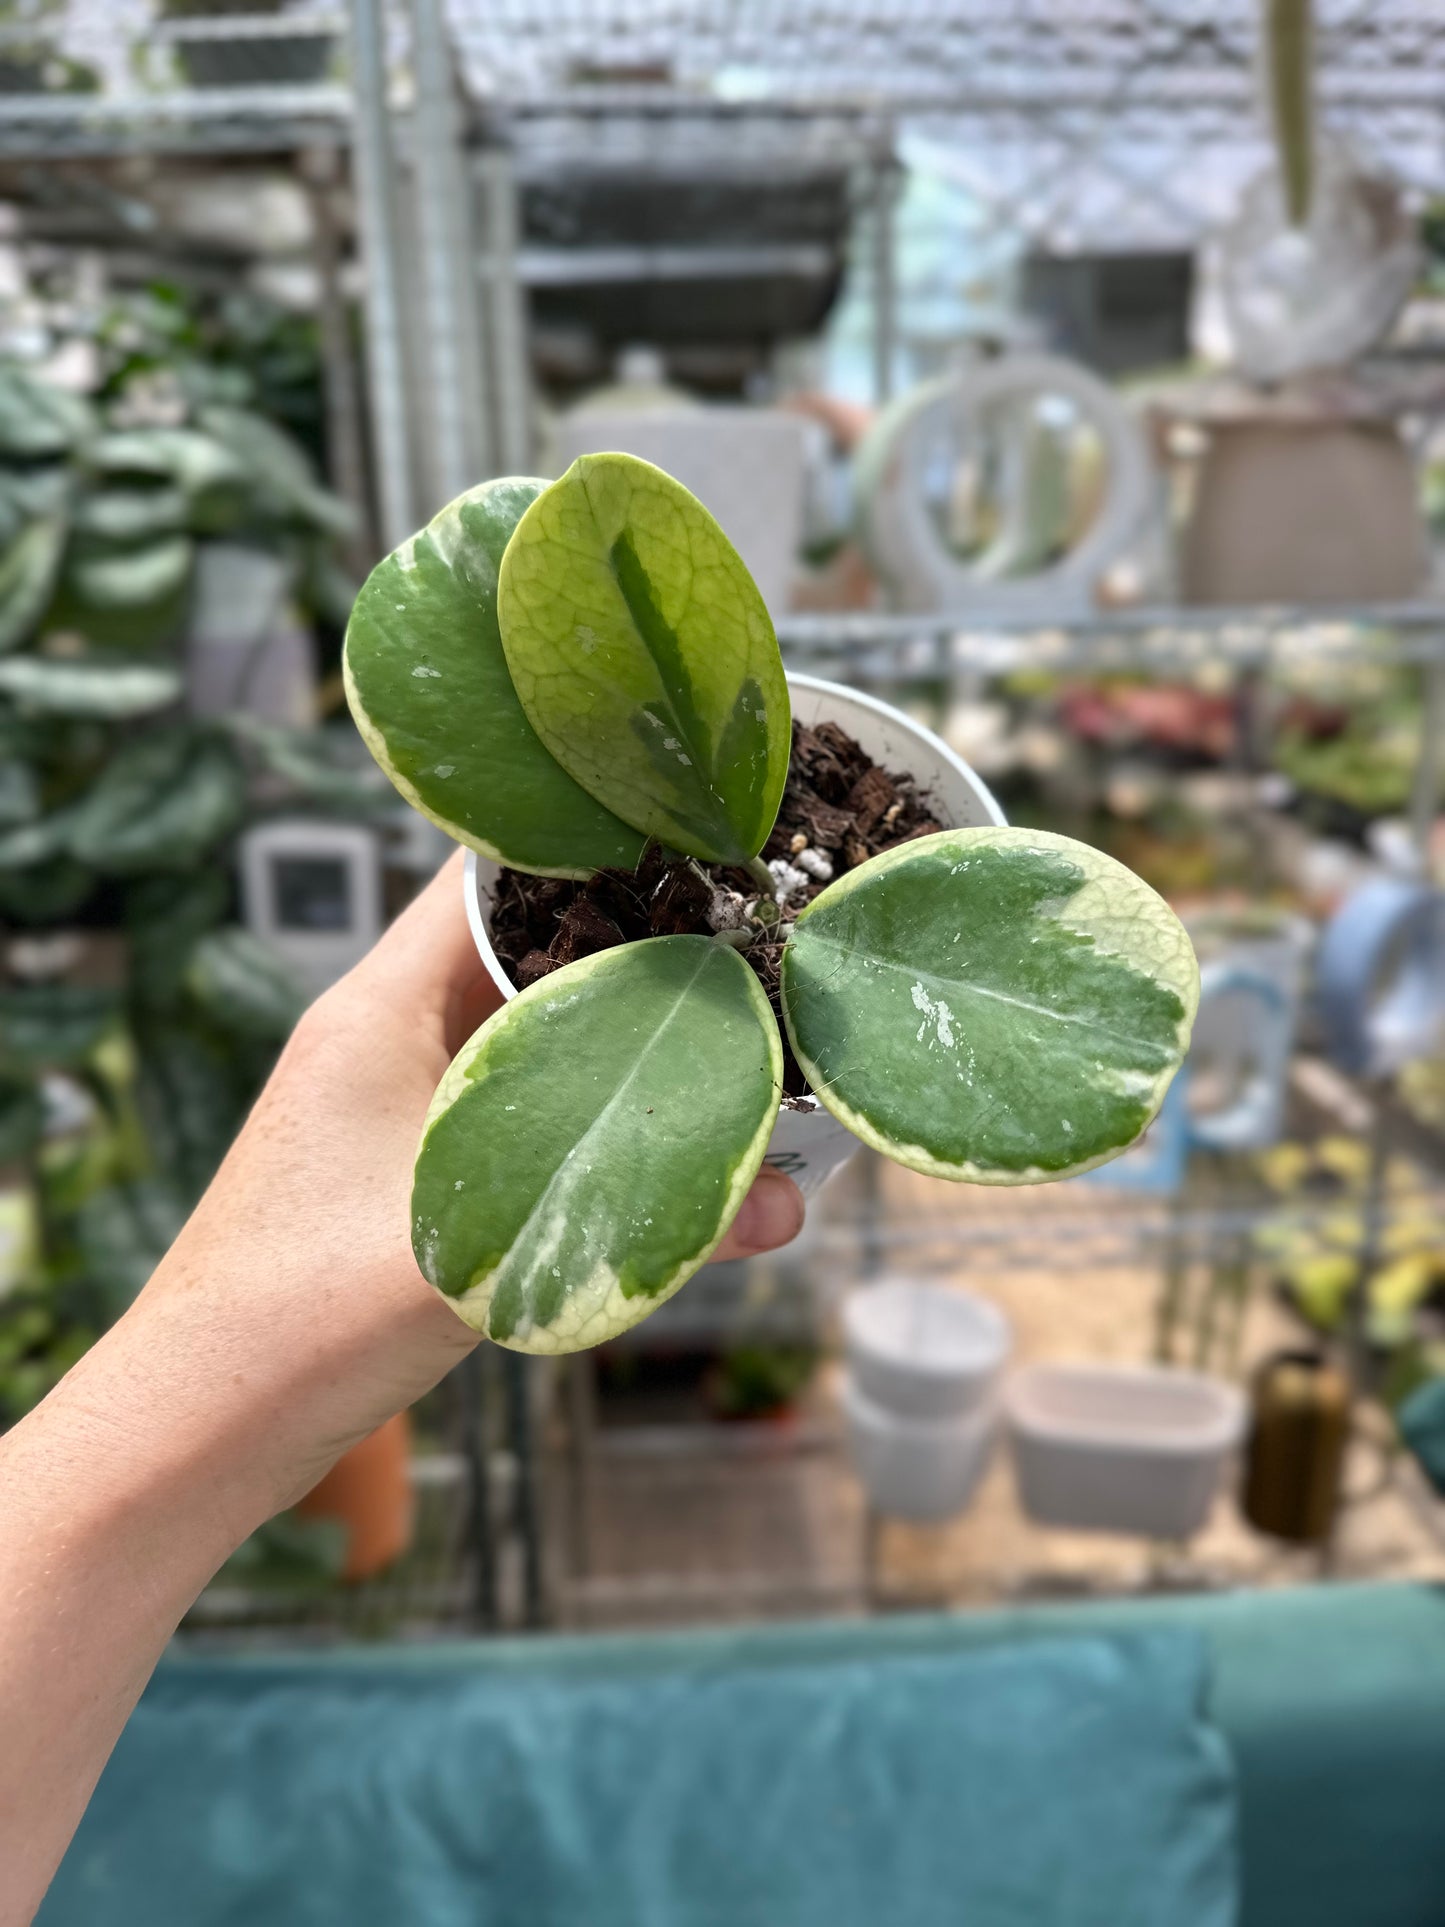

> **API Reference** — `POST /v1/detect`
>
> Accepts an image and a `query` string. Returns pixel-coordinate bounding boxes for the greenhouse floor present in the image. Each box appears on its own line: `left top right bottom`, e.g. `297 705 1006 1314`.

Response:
551 1153 1445 1630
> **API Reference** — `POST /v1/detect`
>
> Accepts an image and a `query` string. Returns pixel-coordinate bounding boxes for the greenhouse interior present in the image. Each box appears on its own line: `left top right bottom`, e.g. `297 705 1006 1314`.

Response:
7 3 1445 1923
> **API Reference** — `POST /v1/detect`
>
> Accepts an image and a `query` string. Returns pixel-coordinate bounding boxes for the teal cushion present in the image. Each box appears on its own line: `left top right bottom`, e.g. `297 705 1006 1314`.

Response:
45 1629 1235 1927
1398 1378 1445 1497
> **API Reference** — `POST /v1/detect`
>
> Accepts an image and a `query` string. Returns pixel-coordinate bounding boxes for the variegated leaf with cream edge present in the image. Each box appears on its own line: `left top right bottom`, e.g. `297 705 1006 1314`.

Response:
497 452 790 869
344 477 645 878
412 934 782 1353
781 827 1198 1184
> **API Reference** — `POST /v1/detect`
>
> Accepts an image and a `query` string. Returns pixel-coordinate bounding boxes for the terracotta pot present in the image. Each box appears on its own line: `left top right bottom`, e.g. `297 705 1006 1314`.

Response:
295 1410 414 1582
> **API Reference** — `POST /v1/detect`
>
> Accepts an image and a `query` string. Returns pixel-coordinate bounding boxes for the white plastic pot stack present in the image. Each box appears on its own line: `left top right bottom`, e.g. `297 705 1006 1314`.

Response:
465 672 1005 1199
841 1280 1012 1522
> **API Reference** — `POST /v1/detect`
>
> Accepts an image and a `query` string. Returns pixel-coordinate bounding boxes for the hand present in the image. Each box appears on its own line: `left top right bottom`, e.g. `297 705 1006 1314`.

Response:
0 849 804 1922
142 846 807 1511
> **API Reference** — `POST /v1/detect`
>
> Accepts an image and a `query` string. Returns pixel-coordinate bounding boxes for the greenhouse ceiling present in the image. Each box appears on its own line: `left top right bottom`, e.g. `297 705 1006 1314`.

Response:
6 1 1445 247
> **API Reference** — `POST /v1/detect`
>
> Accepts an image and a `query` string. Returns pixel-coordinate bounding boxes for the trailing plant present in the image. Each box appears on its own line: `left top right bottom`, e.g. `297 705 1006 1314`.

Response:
1263 0 1314 228
346 455 1199 1355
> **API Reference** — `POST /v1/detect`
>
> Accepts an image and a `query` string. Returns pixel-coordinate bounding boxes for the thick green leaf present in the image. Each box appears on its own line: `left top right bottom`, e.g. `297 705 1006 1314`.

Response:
64 534 193 612
413 935 782 1352
0 466 72 524
227 715 392 816
90 427 247 496
67 728 246 872
0 516 67 654
0 758 37 828
0 805 81 871
74 485 187 543
197 405 353 539
345 476 645 876
0 366 95 458
90 427 251 536
498 452 789 867
0 654 181 716
186 928 307 1042
0 985 120 1072
124 869 231 997
781 828 1199 1183
131 1016 245 1202
0 859 90 922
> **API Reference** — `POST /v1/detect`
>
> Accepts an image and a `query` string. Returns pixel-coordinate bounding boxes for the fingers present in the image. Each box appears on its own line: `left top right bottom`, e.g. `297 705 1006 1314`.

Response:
712 1168 805 1263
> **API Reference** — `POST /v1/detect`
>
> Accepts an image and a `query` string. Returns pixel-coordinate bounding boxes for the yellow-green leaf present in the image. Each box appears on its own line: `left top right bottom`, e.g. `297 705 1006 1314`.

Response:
497 452 789 866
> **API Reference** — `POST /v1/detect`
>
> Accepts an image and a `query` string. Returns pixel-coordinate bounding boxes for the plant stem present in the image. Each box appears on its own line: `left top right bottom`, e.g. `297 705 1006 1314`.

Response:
744 854 777 898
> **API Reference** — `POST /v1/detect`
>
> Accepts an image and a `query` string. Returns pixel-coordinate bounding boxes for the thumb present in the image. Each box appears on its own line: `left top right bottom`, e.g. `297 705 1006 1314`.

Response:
712 1168 805 1262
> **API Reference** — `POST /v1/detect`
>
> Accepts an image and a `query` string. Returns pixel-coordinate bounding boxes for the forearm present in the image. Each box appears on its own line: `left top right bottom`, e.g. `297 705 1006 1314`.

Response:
0 1298 264 1924
0 857 802 1922
0 1228 468 1925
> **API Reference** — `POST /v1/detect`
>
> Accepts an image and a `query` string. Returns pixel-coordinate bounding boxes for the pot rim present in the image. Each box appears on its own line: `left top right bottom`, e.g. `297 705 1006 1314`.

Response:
843 1278 1012 1379
1003 1362 1247 1456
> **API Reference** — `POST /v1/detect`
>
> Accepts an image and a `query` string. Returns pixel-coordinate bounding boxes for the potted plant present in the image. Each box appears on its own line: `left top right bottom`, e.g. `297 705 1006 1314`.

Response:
344 455 1200 1355
704 1342 817 1426
465 667 1007 1201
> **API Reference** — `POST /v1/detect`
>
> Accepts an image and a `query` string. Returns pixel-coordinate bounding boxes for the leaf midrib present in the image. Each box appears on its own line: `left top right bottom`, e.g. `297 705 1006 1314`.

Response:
487 943 736 1319
584 471 736 851
792 928 1171 1056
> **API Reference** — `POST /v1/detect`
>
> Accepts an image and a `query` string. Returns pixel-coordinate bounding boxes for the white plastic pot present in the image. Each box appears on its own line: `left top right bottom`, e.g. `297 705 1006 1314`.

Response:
464 672 1005 1198
1004 1363 1246 1540
843 1279 1011 1420
1184 910 1313 1151
842 1372 998 1523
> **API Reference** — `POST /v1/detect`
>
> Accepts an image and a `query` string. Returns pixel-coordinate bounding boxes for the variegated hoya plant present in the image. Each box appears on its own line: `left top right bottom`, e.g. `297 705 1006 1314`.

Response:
345 455 1198 1354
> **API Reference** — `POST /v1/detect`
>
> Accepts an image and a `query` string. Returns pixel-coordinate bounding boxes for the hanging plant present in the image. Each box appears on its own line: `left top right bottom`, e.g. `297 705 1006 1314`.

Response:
1264 0 1315 228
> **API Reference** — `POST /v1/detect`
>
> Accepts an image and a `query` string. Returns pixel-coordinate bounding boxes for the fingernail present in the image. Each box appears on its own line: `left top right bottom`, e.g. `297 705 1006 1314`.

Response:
731 1171 805 1252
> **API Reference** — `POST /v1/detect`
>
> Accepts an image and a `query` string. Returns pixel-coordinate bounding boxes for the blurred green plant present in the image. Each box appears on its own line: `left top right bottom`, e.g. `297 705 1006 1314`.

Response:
1271 664 1421 819
0 306 376 1426
1252 1137 1445 1352
706 1343 819 1421
0 0 99 95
